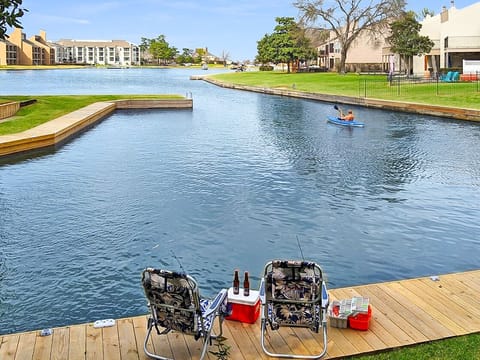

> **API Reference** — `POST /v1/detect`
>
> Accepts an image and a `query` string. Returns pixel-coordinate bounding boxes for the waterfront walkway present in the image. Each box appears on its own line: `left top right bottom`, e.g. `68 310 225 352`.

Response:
1 269 479 359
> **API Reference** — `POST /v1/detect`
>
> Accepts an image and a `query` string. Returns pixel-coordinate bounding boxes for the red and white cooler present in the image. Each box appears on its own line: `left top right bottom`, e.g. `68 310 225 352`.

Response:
225 288 260 324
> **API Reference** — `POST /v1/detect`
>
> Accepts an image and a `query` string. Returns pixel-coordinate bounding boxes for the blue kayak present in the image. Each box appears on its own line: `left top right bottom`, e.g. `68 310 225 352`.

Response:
327 116 365 127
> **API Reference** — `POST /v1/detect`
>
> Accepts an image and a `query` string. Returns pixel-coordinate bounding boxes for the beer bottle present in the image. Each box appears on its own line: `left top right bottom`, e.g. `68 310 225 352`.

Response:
243 271 250 296
233 269 240 295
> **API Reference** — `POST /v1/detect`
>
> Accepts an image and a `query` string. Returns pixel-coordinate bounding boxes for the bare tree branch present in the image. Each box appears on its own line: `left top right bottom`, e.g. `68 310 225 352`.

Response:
294 0 405 72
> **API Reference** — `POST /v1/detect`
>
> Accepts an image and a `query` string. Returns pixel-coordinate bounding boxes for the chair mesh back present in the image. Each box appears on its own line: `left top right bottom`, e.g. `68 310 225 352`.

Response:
142 269 200 334
265 260 322 332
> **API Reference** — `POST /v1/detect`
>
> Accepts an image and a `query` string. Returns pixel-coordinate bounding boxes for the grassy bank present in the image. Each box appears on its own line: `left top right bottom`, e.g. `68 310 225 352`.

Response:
355 333 480 360
0 95 183 135
211 72 480 110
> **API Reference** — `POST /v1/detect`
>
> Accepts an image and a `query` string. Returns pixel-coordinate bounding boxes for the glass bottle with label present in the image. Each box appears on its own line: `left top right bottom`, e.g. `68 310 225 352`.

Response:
233 269 240 295
243 271 250 296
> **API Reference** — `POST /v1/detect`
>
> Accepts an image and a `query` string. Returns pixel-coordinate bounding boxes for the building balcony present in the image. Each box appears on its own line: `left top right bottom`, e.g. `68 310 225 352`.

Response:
445 36 480 50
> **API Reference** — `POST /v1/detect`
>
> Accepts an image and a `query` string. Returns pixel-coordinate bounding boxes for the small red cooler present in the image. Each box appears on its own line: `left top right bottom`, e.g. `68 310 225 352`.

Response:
348 305 372 330
226 288 260 324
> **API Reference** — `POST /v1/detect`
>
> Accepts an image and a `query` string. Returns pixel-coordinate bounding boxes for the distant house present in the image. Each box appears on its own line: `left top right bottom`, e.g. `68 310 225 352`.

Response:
413 1 480 76
315 27 402 73
193 47 219 63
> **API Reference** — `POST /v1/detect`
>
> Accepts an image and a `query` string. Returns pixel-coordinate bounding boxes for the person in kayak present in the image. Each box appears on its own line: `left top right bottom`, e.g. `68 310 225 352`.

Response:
340 109 355 121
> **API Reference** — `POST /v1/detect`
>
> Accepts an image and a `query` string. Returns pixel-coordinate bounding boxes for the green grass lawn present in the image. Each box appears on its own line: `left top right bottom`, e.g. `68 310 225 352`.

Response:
0 95 183 135
354 333 480 360
211 72 480 109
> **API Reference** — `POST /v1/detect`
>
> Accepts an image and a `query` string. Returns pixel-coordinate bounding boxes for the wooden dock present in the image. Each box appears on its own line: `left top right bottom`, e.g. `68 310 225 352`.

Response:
1 269 479 359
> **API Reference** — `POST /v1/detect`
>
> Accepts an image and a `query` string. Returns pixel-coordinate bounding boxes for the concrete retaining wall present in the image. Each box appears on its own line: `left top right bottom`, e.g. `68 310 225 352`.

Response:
0 99 192 158
200 77 480 122
0 102 20 120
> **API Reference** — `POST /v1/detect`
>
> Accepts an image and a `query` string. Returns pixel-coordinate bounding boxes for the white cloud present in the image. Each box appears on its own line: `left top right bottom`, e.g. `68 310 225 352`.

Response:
32 14 90 25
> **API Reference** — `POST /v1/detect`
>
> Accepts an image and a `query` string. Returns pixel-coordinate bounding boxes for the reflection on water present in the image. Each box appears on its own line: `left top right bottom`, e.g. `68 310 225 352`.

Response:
0 69 479 335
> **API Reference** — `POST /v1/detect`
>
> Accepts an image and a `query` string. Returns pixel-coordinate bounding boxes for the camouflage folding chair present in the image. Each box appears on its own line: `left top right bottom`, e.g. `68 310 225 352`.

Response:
259 260 329 359
141 268 228 360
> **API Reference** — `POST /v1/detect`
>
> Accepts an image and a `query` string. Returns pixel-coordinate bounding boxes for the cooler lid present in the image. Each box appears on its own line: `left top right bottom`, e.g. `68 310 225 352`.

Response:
227 288 260 305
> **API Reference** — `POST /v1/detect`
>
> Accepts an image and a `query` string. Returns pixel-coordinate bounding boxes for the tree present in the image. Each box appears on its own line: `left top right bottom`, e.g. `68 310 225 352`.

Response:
194 48 206 64
220 50 230 66
255 17 316 73
420 8 435 19
176 48 194 65
256 33 274 65
386 11 434 75
1 0 28 39
294 0 406 73
139 37 152 64
147 35 177 65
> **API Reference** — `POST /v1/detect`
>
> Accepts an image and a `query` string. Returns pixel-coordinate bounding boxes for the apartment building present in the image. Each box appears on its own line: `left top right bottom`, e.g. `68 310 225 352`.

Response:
52 39 140 66
414 1 480 75
314 1 480 75
316 30 391 73
0 39 18 65
0 28 49 65
0 28 140 66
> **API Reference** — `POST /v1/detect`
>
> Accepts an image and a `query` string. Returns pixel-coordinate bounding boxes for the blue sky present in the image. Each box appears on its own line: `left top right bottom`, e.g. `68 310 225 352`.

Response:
17 0 478 61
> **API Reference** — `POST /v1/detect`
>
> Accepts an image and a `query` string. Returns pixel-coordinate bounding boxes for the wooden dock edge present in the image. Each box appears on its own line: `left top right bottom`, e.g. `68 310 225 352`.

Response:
0 98 193 158
1 269 479 359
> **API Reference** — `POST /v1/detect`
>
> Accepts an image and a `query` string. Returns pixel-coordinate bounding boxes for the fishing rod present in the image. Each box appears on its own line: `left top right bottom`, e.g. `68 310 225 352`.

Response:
296 235 305 261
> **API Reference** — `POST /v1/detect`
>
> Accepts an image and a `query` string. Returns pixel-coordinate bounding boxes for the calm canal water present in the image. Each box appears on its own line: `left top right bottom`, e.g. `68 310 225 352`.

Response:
1 68 479 335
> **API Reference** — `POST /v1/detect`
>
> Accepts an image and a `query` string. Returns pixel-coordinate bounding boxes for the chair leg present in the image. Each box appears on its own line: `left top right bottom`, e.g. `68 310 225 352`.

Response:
260 319 328 359
199 332 211 360
143 320 173 360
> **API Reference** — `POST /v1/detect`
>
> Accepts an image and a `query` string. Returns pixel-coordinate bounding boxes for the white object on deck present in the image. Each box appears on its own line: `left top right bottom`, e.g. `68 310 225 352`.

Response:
93 319 116 328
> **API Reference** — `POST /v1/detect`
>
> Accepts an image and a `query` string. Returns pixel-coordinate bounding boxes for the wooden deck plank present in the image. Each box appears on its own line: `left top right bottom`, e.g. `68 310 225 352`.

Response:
401 279 472 334
145 324 174 359
332 288 387 351
2 270 480 360
291 327 329 358
358 284 429 343
86 324 103 360
219 319 249 360
103 323 121 360
420 275 480 324
241 321 271 359
51 326 70 360
343 285 409 349
166 331 192 360
424 275 480 318
117 318 141 360
278 327 314 356
33 332 53 360
68 325 86 360
383 281 454 340
388 280 467 335
222 320 265 359
132 315 153 360
0 334 20 360
15 331 36 360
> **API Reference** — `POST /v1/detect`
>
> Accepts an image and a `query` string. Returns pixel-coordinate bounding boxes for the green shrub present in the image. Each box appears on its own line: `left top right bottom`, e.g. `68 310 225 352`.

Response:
259 65 274 71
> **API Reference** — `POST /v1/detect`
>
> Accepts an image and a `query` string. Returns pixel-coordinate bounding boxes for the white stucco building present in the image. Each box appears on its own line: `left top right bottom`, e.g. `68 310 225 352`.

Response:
51 39 140 66
414 1 480 76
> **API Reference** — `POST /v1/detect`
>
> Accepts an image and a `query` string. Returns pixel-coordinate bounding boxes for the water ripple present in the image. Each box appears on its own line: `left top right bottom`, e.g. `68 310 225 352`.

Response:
1 69 480 334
